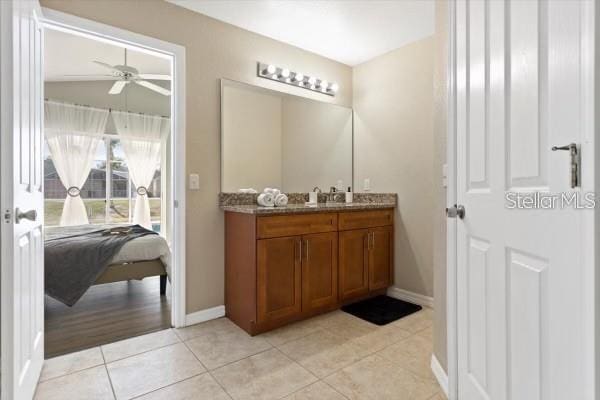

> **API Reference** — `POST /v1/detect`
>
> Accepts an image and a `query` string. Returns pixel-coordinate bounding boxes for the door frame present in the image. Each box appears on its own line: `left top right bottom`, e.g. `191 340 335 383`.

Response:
445 1 597 399
38 8 188 329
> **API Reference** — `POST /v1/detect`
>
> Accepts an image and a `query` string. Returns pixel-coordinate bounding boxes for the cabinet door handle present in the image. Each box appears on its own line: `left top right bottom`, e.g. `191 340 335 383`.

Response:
304 239 309 260
371 232 375 248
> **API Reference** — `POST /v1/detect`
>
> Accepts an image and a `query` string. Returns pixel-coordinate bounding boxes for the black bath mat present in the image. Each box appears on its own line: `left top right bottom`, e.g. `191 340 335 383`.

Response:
341 295 422 326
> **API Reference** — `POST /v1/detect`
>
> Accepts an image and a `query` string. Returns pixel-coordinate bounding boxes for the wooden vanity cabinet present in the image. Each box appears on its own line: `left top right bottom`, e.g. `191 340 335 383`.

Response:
301 232 338 314
338 211 394 302
257 236 302 324
256 231 338 327
338 229 369 301
225 208 393 335
368 225 393 291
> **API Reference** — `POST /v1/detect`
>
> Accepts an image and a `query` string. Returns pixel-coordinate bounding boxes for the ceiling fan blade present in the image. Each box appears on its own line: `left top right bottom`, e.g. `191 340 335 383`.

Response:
93 61 123 73
63 74 114 77
134 80 171 96
137 74 172 81
109 80 128 95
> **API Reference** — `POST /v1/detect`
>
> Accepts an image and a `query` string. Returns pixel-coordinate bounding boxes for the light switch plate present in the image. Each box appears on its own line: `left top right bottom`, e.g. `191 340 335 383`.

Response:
363 178 370 191
189 173 200 190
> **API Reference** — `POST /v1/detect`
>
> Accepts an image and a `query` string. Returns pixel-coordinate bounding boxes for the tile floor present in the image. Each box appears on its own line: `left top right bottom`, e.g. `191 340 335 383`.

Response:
35 307 444 400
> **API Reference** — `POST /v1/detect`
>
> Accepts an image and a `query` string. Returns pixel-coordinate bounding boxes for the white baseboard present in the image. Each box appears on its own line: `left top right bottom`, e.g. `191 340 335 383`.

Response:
387 287 434 308
431 355 449 398
185 305 225 326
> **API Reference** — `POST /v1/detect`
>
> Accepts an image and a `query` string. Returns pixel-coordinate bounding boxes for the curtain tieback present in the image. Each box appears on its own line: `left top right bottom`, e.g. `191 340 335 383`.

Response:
67 186 81 197
136 186 148 196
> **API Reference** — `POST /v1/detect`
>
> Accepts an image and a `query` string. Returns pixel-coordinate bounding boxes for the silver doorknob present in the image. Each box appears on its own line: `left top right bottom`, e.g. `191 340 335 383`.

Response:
15 208 37 223
446 204 465 219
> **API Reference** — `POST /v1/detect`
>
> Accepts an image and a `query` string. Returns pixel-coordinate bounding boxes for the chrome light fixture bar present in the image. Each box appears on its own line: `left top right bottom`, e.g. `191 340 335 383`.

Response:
257 62 339 97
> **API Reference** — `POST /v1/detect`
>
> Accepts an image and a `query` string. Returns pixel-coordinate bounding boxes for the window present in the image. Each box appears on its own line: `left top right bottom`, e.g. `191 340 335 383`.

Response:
44 136 161 231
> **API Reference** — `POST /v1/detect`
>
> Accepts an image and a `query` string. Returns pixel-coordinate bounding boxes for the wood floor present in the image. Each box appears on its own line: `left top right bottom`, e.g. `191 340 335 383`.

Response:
44 276 171 358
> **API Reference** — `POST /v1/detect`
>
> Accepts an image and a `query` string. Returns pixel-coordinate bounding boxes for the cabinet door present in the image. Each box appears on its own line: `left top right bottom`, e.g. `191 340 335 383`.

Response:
302 232 338 312
339 229 369 301
369 226 393 291
257 236 302 324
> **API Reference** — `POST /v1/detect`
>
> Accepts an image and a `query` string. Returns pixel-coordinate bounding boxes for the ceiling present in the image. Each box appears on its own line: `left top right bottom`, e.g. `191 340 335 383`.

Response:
167 0 434 66
44 28 171 82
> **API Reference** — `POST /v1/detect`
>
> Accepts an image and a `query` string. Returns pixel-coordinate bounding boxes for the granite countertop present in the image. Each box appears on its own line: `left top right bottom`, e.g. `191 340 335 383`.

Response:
221 201 396 215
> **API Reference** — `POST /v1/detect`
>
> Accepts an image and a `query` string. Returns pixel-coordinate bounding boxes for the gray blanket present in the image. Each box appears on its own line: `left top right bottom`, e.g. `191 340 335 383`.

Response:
45 224 158 306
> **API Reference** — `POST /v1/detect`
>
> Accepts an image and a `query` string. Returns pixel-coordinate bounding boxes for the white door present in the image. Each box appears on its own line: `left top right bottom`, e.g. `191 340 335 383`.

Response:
454 0 594 399
0 0 45 399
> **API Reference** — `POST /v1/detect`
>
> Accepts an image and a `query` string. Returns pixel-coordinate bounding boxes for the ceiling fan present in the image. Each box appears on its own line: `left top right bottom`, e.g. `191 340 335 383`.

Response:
65 49 171 96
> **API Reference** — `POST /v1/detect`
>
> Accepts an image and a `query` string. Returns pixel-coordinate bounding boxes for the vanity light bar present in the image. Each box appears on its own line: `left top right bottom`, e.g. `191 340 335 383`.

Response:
257 62 338 97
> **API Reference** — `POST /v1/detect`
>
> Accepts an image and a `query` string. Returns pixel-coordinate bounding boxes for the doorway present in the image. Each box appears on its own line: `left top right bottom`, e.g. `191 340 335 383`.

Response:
40 8 187 356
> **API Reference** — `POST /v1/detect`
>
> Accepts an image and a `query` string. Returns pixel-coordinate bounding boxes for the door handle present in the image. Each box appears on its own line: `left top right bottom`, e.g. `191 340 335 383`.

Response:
446 204 465 219
551 143 579 188
15 208 37 223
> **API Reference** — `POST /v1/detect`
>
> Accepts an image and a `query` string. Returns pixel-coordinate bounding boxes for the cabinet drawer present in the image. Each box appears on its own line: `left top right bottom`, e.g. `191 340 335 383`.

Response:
338 209 394 231
257 213 337 239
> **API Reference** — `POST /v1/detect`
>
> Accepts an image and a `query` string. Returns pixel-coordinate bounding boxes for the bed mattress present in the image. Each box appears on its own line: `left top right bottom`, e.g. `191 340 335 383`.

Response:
45 224 172 279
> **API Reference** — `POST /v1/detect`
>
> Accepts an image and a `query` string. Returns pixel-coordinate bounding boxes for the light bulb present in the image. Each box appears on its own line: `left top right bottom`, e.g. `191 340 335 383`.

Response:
271 74 277 79
295 73 304 82
320 80 328 88
281 68 290 78
308 76 316 85
330 83 339 92
267 64 276 74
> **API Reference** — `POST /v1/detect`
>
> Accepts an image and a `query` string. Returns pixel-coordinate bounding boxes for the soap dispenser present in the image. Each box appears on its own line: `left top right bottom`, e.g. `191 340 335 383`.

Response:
345 186 353 203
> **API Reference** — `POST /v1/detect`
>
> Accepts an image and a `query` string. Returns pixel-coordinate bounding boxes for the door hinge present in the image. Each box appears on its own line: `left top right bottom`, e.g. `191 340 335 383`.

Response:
4 209 12 223
174 200 179 208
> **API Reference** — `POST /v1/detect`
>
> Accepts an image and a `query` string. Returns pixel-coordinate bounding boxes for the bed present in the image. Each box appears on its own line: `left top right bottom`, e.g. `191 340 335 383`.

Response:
45 224 172 306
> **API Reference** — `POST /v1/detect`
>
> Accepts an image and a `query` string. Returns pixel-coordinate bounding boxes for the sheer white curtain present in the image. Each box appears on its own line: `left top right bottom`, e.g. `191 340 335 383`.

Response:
45 101 109 226
111 111 169 230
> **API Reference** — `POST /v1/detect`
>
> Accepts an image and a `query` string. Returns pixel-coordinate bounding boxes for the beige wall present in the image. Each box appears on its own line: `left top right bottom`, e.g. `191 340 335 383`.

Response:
41 0 353 314
432 0 448 372
282 97 352 192
353 37 435 298
222 83 283 192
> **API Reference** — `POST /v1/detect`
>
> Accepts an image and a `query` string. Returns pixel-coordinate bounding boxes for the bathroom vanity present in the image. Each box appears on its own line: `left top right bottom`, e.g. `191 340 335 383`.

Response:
219 79 395 334
223 202 395 335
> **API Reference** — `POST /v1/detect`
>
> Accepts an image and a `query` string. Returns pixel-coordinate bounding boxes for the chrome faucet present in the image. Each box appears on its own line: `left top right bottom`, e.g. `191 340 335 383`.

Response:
328 186 339 203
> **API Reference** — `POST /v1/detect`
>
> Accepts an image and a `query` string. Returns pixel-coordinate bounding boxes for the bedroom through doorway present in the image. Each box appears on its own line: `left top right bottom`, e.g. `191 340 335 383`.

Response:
42 23 179 358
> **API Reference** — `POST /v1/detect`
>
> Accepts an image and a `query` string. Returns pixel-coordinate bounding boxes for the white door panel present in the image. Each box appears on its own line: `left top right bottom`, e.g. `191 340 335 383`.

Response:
1 1 45 399
455 0 589 399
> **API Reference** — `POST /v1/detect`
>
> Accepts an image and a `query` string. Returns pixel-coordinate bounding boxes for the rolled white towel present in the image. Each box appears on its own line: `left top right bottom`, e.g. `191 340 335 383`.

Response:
263 188 281 197
274 193 288 207
257 193 275 207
